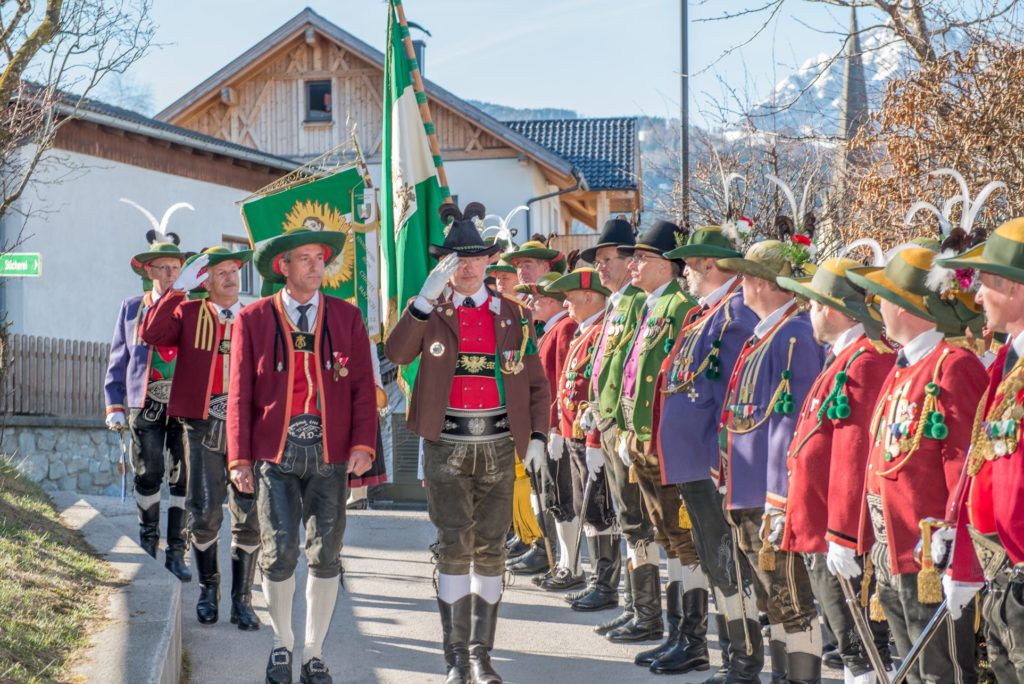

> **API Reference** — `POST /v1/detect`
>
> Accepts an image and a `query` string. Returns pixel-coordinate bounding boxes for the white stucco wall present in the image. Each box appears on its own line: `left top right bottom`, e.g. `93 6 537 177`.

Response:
3 148 260 343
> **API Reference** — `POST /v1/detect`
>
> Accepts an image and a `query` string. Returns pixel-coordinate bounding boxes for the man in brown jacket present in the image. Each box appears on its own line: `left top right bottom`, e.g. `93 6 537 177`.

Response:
386 202 550 684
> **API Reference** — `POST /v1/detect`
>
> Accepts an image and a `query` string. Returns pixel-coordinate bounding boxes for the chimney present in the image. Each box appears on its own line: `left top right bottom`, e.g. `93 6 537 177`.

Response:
412 39 426 75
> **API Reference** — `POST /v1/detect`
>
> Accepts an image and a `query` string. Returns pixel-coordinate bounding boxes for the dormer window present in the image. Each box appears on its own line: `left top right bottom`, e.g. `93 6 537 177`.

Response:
306 80 332 122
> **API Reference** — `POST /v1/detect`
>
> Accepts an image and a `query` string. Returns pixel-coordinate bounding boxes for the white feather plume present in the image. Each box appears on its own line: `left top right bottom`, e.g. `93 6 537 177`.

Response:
925 249 958 294
481 205 528 250
929 168 970 231
839 238 885 267
766 174 798 223
120 198 160 231
965 180 1007 232
159 202 195 234
884 242 917 264
903 201 944 231
120 198 194 243
798 168 817 220
723 172 745 213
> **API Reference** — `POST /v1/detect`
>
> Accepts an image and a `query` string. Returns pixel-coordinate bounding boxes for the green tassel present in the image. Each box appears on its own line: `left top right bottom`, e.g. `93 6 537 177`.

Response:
664 337 674 354
781 370 793 380
525 338 537 355
835 404 851 420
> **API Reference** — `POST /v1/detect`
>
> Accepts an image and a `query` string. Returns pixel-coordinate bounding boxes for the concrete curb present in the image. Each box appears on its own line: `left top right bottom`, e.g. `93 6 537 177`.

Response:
52 492 181 684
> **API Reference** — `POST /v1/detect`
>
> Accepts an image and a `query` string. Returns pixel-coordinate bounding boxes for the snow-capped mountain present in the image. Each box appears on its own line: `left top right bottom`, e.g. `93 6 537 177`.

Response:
748 26 914 136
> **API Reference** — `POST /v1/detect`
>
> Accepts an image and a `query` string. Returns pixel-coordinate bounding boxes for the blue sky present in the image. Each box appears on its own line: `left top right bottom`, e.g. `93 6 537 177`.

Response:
133 0 867 125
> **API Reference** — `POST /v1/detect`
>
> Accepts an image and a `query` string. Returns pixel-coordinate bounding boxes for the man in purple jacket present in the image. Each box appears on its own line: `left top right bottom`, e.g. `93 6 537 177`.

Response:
717 240 825 684
104 241 190 580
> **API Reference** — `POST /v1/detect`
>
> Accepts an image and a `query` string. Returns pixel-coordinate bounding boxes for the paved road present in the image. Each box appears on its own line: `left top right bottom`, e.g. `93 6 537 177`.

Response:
100 502 841 683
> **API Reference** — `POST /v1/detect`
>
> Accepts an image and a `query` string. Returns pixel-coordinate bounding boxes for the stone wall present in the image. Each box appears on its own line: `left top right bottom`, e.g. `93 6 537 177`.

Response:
2 416 123 495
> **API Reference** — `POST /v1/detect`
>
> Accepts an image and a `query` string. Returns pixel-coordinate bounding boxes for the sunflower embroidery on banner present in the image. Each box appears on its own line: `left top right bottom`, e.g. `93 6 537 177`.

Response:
281 199 356 290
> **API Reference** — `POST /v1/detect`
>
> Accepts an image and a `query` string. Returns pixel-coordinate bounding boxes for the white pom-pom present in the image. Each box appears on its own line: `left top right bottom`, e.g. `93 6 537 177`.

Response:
925 249 957 295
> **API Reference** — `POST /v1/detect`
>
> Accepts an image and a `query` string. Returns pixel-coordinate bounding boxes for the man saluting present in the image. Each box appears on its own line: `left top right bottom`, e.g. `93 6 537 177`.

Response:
228 228 378 684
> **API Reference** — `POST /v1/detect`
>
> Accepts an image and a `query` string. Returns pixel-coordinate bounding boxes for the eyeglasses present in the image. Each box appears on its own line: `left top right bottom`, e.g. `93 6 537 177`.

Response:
594 256 625 266
628 253 660 265
147 264 181 273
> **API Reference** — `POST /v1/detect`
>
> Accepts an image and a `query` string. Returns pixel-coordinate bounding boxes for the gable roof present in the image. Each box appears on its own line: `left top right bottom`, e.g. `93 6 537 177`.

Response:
505 118 639 191
156 7 576 180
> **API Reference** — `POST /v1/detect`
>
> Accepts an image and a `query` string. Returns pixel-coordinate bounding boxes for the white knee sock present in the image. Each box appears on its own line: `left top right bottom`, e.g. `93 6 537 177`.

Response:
555 519 581 573
627 540 661 568
304 575 340 662
193 537 216 552
263 575 296 651
233 542 260 555
470 572 503 605
438 573 471 603
784 621 821 656
667 556 685 583
679 562 708 591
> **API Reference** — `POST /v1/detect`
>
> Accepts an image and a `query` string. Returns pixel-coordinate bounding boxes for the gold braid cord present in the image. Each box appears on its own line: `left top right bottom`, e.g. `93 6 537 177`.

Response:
968 363 1024 475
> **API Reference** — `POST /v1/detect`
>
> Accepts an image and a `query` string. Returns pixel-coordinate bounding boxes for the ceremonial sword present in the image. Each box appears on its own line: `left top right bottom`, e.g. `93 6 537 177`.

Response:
889 599 949 684
116 426 130 504
836 573 891 684
527 469 557 570
572 475 596 570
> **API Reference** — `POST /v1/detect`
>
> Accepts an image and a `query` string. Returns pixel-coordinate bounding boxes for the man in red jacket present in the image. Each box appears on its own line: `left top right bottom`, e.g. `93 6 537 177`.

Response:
228 229 377 684
938 220 1024 684
776 258 895 683
141 246 261 631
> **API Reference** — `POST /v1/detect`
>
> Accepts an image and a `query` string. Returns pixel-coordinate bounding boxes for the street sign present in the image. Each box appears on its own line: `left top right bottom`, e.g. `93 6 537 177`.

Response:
0 252 42 277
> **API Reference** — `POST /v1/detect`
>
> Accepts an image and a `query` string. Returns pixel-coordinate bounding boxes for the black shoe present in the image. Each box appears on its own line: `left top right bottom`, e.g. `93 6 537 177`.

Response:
265 647 292 684
595 610 634 635
539 567 586 592
300 657 333 684
650 588 711 674
507 545 549 575
345 498 369 510
571 586 618 612
229 547 261 631
505 539 539 566
164 547 192 583
606 564 663 643
564 580 595 603
822 650 843 670
194 543 220 625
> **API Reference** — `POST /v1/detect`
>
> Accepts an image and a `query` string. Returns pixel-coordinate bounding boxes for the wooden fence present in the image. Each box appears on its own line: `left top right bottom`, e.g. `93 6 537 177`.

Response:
2 335 110 418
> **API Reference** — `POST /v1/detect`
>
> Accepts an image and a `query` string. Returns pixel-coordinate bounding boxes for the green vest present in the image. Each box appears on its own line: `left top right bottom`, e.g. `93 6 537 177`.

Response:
594 285 646 422
615 279 696 443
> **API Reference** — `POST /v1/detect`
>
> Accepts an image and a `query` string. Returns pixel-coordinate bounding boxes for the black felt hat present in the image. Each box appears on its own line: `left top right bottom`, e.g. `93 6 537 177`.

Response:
618 220 689 262
580 218 636 263
429 202 502 258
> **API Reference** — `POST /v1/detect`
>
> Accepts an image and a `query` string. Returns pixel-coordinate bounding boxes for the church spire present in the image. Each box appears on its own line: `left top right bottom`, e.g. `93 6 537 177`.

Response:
836 7 869 172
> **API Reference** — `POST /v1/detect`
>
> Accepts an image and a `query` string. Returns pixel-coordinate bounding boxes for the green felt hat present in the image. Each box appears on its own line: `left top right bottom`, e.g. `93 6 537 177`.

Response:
777 257 881 334
186 245 252 271
254 228 346 285
847 247 936 321
937 217 1024 284
507 240 567 273
664 226 743 260
717 240 812 282
487 258 517 274
514 272 565 301
131 242 185 277
545 268 611 297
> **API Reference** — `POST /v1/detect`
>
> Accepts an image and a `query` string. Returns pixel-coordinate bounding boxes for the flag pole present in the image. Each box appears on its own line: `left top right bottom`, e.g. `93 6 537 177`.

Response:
392 0 452 202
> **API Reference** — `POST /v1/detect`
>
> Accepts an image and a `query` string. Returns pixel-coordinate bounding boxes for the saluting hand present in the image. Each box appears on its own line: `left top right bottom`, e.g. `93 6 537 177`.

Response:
419 253 460 302
173 254 210 292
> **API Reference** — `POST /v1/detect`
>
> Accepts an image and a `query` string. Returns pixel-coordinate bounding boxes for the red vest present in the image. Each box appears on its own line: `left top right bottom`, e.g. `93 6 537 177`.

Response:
539 314 578 431
558 316 603 446
449 296 502 410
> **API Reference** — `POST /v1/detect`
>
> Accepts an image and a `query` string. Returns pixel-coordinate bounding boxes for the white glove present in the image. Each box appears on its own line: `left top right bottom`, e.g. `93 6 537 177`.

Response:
523 438 547 474
931 526 956 569
105 411 126 431
585 446 605 481
760 506 786 545
942 575 982 621
173 254 209 292
547 431 564 461
419 253 459 302
579 406 599 433
826 541 862 579
617 435 633 467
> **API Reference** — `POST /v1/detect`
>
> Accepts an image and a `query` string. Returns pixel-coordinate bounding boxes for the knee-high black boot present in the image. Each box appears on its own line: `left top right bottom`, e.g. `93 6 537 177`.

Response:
651 587 711 673
164 506 191 582
229 547 260 631
595 554 633 634
194 543 220 624
469 595 502 684
636 580 683 665
137 497 160 559
438 595 471 684
606 563 664 642
572 534 620 611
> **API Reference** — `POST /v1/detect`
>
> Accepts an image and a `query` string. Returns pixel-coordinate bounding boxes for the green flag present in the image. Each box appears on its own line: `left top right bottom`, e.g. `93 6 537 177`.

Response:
381 0 451 394
240 166 380 336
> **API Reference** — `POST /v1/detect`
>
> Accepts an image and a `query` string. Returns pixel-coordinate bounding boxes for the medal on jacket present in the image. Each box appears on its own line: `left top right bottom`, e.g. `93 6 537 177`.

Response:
331 353 349 380
502 350 524 375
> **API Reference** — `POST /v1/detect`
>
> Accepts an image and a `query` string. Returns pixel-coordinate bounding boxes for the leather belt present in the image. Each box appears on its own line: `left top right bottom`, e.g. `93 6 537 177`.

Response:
146 379 172 404
441 407 510 443
866 493 887 543
208 393 228 421
287 414 323 447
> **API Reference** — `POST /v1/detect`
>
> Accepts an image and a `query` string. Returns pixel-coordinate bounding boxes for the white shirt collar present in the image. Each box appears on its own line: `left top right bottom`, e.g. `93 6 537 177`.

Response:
542 309 568 334
281 289 320 327
699 276 737 308
753 297 796 338
644 281 671 311
578 310 603 333
1011 329 1024 360
900 328 944 366
453 284 489 307
831 323 865 356
211 300 242 320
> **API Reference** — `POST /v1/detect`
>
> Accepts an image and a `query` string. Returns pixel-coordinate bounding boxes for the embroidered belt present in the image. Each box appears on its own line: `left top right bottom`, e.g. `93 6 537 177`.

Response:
454 352 497 377
968 525 1008 581
866 493 887 543
620 396 635 426
208 393 228 421
146 379 172 404
287 414 323 447
441 407 510 443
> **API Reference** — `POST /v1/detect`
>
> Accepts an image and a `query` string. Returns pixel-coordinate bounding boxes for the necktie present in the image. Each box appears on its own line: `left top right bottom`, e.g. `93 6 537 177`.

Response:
296 304 312 332
823 351 836 369
896 351 909 368
221 308 233 321
463 296 476 308
1004 347 1020 376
